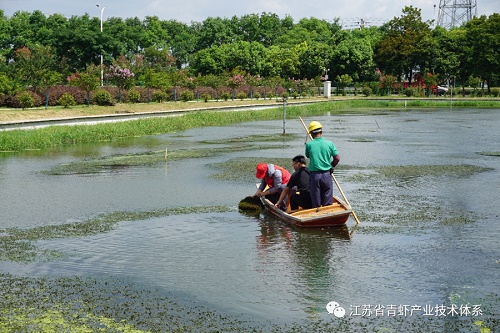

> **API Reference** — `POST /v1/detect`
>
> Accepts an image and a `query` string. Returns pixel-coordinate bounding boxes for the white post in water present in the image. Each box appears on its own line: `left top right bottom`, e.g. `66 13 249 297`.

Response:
450 77 453 111
283 97 287 134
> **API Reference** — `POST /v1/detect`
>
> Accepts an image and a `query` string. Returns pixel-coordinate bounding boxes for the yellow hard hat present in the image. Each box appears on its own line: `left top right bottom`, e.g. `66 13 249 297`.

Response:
308 121 322 133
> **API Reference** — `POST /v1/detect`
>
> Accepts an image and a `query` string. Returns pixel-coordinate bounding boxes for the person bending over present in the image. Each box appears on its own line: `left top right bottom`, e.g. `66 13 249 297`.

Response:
254 163 291 204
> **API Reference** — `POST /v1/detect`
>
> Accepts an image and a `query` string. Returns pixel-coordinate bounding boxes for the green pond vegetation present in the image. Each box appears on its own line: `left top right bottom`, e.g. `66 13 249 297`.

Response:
0 206 230 263
477 151 500 157
348 138 376 142
43 143 293 175
370 164 492 179
42 132 298 175
347 164 492 233
199 132 296 144
1 272 497 332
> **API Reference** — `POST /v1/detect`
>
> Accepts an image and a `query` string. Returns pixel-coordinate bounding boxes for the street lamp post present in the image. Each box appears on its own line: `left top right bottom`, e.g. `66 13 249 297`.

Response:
96 4 106 87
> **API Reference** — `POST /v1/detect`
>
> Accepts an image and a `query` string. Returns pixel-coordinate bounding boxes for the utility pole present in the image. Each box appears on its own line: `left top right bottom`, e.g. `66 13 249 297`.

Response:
96 4 106 86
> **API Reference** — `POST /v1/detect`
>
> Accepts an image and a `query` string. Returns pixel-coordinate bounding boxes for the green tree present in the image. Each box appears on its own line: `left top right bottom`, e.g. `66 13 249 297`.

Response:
258 12 287 47
199 74 225 100
375 6 433 83
431 27 461 80
141 16 169 49
103 17 132 61
379 74 398 95
298 42 333 79
0 10 10 58
219 41 267 75
427 26 473 94
262 45 301 78
143 47 176 71
260 76 284 99
56 14 101 71
28 10 52 45
67 64 100 106
123 17 144 51
138 68 170 102
336 74 353 95
44 13 69 47
236 13 260 43
0 71 22 96
277 17 336 47
196 17 238 50
245 73 262 99
6 11 34 56
190 44 228 75
162 20 197 69
13 44 62 98
422 72 440 96
464 14 500 92
330 32 376 82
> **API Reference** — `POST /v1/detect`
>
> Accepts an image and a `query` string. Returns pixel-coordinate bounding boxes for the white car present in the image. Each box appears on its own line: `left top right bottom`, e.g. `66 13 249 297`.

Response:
436 86 448 95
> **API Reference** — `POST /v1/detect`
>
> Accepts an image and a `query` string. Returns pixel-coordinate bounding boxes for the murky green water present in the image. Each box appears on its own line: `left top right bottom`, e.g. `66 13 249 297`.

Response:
1 108 499 331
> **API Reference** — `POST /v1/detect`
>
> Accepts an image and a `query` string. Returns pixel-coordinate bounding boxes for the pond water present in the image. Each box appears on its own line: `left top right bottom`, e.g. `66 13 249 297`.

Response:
0 108 499 330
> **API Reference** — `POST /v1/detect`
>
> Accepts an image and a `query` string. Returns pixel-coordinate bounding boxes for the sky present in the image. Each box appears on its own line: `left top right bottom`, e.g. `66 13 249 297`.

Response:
1 0 498 27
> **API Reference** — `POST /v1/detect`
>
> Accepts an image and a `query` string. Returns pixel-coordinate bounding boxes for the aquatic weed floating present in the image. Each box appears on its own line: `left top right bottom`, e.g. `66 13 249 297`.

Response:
238 196 263 213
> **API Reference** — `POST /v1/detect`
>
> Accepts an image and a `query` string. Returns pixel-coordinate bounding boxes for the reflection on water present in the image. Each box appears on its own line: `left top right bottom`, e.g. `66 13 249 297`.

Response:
261 221 353 316
1 109 499 326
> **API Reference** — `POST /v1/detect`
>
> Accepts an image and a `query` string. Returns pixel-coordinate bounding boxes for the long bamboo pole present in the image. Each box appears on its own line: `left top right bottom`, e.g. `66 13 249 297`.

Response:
299 116 360 224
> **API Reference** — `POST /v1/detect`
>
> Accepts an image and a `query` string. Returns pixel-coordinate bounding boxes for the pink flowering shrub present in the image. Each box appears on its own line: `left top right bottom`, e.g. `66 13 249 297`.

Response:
105 66 135 91
227 74 246 90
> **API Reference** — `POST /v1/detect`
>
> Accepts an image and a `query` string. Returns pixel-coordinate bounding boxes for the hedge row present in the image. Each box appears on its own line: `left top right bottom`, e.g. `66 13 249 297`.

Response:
0 84 324 108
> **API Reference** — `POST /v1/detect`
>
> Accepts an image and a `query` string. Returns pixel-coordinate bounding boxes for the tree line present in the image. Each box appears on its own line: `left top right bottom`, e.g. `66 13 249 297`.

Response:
0 6 499 108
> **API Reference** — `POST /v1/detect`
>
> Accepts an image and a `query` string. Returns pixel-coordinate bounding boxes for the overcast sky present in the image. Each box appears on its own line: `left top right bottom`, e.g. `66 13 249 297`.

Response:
1 0 498 27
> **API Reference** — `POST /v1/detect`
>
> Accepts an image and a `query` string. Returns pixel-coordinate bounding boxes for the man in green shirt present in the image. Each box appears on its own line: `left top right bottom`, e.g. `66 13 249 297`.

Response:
305 121 340 207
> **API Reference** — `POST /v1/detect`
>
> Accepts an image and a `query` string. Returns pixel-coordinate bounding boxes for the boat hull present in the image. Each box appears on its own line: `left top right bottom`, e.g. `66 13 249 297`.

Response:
260 195 352 228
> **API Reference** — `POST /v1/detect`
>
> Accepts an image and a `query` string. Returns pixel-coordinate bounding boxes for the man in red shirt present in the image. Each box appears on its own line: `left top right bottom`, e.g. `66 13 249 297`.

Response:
254 163 291 204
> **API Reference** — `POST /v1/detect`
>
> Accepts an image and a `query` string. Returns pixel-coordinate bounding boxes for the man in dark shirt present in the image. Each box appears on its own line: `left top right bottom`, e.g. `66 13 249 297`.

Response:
274 155 312 210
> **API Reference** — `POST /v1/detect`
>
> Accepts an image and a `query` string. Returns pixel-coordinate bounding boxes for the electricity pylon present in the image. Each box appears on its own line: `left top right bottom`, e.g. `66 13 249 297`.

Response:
437 0 477 29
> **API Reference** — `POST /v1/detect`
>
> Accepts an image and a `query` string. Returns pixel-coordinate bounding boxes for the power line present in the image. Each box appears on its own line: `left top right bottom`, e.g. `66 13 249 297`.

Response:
341 17 387 30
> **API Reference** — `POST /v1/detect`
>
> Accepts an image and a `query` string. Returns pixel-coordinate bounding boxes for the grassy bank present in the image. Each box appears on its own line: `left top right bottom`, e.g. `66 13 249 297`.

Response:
1 99 499 152
0 98 289 123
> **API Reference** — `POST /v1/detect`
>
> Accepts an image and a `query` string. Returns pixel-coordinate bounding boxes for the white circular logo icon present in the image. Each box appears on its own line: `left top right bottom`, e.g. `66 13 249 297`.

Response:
326 301 345 317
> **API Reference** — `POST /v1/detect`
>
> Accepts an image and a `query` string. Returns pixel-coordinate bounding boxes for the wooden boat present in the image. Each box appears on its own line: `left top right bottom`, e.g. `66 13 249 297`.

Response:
259 194 353 228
